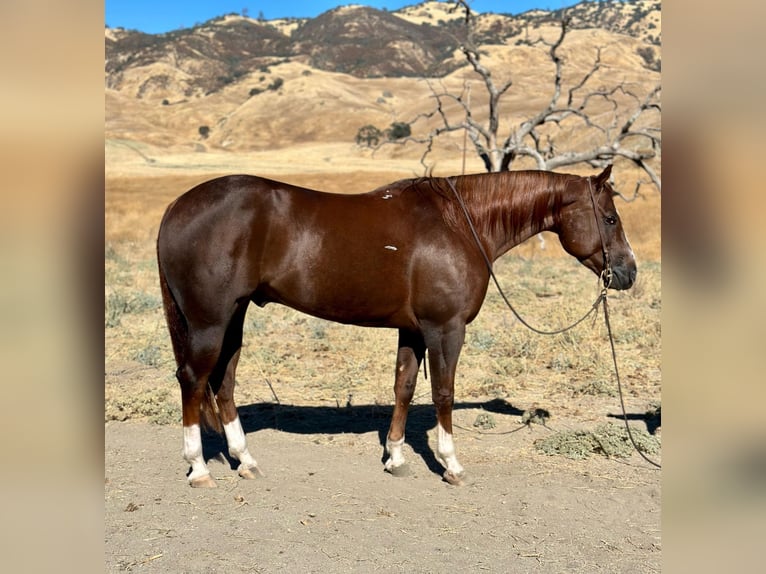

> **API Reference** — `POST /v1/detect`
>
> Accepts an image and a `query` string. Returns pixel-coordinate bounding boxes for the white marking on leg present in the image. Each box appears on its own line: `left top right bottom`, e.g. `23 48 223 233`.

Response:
183 424 210 482
436 422 464 476
223 417 258 471
385 436 406 471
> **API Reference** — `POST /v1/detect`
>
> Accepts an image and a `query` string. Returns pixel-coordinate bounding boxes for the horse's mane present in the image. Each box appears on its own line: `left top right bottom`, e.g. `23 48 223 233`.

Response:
399 171 576 243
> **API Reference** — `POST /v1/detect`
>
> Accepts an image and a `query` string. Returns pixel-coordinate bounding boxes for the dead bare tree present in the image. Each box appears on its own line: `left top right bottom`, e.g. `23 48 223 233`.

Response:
395 1 661 195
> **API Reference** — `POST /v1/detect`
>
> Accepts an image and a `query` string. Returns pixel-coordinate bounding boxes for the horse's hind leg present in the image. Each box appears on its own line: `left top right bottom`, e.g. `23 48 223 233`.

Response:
213 303 264 480
177 326 228 488
384 329 425 476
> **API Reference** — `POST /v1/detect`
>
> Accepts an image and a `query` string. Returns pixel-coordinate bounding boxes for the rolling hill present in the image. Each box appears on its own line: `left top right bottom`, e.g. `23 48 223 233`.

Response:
105 0 660 176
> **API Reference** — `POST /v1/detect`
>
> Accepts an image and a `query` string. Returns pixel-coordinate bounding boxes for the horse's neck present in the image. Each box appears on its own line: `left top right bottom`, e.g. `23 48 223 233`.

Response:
461 173 561 261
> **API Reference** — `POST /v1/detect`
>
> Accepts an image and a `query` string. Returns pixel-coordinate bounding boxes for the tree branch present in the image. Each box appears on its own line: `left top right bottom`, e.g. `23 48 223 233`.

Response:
370 3 661 193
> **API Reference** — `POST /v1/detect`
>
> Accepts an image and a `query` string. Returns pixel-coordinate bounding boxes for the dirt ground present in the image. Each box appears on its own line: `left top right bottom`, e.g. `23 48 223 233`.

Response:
105 401 660 573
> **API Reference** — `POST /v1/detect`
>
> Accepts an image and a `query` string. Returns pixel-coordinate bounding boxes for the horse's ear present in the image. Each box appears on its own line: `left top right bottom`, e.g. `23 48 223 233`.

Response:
594 165 612 188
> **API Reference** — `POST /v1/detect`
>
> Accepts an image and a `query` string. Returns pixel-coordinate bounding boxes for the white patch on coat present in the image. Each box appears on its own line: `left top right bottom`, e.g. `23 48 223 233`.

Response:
384 245 398 251
382 191 393 199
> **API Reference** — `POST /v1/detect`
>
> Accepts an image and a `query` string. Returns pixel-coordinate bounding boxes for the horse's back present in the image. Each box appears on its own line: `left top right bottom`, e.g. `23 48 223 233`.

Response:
158 174 308 258
160 175 295 228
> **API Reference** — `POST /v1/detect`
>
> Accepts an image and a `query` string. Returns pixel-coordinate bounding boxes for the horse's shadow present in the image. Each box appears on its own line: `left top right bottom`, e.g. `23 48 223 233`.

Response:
202 399 662 477
607 407 661 435
201 398 524 478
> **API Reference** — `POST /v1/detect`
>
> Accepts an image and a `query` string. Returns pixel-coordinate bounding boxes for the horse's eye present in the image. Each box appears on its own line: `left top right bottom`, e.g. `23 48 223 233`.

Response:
604 215 617 225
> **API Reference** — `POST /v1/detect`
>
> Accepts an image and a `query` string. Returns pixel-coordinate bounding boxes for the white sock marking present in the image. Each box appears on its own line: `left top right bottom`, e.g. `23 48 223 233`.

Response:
385 436 406 471
183 424 210 481
223 417 258 470
436 423 464 476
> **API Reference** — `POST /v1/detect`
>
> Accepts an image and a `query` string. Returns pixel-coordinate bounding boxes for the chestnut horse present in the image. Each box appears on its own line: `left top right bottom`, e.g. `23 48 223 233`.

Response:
157 165 636 487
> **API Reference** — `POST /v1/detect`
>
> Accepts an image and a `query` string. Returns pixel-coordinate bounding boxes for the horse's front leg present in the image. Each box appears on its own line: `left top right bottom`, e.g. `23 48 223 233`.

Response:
216 349 264 480
425 321 469 486
384 329 425 476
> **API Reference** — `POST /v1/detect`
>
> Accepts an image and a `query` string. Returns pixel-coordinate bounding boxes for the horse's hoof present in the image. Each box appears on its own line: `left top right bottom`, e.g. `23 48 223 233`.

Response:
443 470 472 486
238 465 265 480
385 463 411 477
189 474 217 488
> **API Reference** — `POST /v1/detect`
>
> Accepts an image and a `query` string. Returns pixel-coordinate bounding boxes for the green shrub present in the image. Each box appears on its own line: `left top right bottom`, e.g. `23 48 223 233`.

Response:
386 121 411 140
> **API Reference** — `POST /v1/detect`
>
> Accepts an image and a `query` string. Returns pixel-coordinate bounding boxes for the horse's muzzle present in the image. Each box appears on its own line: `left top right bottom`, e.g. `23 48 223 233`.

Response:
609 262 637 290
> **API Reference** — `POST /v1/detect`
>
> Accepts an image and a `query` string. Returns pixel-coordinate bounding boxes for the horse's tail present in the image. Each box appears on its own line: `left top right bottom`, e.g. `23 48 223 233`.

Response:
199 387 223 434
157 220 224 435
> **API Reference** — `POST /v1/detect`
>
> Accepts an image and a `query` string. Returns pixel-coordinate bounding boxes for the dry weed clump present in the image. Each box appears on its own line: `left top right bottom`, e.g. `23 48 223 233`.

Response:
105 291 162 328
534 422 661 460
473 411 497 430
105 387 179 425
570 378 617 397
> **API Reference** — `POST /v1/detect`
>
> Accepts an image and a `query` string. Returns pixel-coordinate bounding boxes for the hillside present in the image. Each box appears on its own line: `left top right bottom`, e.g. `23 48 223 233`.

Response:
105 0 660 174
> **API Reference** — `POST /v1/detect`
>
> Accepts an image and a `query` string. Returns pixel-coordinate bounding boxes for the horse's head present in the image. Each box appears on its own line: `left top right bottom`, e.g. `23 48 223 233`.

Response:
557 166 637 290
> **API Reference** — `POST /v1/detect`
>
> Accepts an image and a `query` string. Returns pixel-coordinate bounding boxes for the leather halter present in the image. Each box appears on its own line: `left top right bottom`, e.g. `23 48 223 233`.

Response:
586 176 613 290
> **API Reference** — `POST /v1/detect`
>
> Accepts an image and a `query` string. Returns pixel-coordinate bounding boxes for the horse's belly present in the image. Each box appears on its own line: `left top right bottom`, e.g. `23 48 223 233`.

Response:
261 262 413 328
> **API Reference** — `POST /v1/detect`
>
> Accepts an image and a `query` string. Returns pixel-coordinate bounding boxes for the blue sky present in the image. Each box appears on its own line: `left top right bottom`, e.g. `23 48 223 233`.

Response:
106 1 588 33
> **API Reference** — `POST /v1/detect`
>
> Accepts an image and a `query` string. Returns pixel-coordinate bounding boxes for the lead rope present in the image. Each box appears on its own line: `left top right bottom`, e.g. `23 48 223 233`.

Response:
446 177 660 469
601 291 661 468
586 179 661 468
